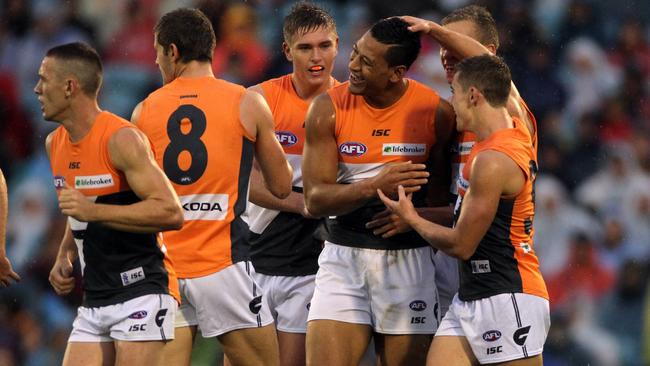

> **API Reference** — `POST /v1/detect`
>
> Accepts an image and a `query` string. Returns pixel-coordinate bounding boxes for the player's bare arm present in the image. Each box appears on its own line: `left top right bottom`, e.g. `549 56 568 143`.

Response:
240 89 292 199
303 93 430 217
57 127 183 232
379 150 524 260
402 15 534 132
48 222 77 295
246 85 310 216
0 168 19 286
130 101 143 125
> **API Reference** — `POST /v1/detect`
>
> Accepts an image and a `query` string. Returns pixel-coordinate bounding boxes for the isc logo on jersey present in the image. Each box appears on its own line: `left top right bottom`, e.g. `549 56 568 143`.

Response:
339 142 367 157
180 194 229 221
382 143 426 156
276 131 297 146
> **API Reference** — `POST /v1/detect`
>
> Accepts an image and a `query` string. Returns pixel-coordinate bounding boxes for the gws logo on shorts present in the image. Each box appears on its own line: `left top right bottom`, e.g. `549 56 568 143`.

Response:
382 143 426 156
482 330 502 342
180 194 229 221
249 295 263 314
155 309 168 327
74 174 114 189
276 131 298 146
409 300 427 312
339 142 367 157
306 302 311 311
53 175 66 190
128 310 148 319
513 325 531 346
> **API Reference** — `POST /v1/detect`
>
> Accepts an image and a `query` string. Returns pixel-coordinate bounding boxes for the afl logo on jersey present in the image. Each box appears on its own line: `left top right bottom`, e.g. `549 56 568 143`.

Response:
409 300 427 311
339 142 367 157
128 310 148 319
483 330 502 342
53 175 66 190
276 131 297 146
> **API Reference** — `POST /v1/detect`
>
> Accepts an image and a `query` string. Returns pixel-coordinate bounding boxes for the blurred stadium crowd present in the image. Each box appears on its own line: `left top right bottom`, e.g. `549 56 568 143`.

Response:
1 0 650 365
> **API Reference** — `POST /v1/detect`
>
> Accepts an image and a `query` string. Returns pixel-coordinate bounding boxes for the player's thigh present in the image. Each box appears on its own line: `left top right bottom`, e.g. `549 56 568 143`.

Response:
114 339 165 366
374 333 432 366
306 319 372 366
493 354 543 366
278 330 306 366
160 325 197 366
63 341 115 366
218 323 279 366
427 335 477 366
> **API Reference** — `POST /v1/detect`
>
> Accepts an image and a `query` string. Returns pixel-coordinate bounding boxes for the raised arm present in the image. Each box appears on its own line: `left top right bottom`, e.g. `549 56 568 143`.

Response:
402 15 534 133
379 151 523 260
57 127 183 233
240 89 292 200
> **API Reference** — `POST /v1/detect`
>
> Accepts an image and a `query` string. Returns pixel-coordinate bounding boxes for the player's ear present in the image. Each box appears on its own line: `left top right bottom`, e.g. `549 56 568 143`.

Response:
169 43 181 63
487 44 497 55
390 65 407 82
282 42 292 61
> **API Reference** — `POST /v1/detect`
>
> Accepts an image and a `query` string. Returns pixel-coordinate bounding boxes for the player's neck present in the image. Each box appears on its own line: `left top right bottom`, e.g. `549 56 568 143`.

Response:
473 106 512 141
62 99 102 143
291 74 333 101
175 61 214 79
363 79 408 109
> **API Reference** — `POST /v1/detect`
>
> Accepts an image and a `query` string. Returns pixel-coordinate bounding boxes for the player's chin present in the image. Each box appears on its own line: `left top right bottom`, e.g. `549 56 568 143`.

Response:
347 83 365 95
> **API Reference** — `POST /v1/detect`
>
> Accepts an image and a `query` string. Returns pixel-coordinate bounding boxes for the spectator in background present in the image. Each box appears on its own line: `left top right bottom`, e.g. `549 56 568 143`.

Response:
599 259 646 365
547 232 615 310
104 0 157 71
608 18 650 79
534 175 600 277
559 37 621 135
212 3 269 85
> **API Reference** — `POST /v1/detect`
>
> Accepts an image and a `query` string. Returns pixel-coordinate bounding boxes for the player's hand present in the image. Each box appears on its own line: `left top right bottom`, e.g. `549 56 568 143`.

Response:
0 255 20 287
370 161 428 198
58 183 95 222
366 209 412 238
400 16 435 35
377 185 418 225
49 256 75 295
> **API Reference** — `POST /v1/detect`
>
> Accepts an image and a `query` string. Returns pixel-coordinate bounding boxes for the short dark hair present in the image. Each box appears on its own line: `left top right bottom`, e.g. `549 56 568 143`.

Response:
155 8 216 63
455 55 511 107
283 2 337 44
369 17 421 70
442 5 499 50
46 42 103 96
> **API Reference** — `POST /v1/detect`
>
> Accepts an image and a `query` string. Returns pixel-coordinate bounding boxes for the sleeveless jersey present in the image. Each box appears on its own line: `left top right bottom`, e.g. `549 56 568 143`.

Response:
451 98 537 196
49 111 180 307
137 76 255 278
326 80 442 250
454 118 547 301
248 74 339 276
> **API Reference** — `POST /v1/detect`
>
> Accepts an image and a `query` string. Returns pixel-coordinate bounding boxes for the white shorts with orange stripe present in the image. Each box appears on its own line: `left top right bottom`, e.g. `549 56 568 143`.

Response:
436 293 550 364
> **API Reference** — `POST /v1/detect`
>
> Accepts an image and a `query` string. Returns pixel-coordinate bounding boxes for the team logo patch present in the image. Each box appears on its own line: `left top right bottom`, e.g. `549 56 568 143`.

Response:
482 330 502 342
121 266 145 286
128 310 148 319
409 300 427 311
471 260 491 274
382 143 426 156
53 175 66 190
276 131 298 146
74 174 114 189
249 295 263 314
339 142 367 157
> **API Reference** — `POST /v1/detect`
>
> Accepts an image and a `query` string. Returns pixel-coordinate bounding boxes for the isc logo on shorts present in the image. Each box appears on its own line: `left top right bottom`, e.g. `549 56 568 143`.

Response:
180 194 229 221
